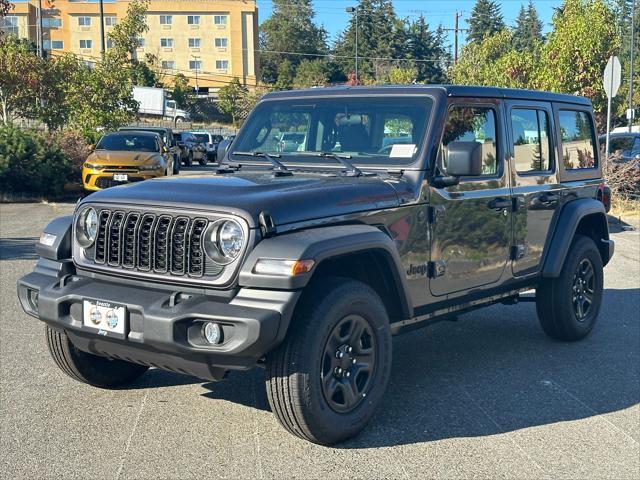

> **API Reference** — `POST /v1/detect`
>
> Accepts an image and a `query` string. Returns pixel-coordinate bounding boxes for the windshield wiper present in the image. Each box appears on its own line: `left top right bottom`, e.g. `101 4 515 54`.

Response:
313 152 363 177
231 151 293 176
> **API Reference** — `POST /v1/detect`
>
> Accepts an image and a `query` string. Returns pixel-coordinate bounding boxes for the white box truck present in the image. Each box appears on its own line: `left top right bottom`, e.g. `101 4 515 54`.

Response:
133 86 190 122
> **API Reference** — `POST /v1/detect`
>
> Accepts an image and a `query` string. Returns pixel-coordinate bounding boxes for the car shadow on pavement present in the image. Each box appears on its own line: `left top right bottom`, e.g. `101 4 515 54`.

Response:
0 237 38 260
115 287 640 447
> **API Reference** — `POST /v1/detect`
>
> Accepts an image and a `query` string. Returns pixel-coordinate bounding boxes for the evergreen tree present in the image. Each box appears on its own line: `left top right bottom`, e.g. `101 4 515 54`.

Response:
407 16 449 83
512 1 544 51
467 0 506 44
260 0 327 84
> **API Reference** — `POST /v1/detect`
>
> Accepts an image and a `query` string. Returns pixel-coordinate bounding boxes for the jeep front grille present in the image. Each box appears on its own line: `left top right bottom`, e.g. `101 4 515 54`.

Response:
89 209 224 279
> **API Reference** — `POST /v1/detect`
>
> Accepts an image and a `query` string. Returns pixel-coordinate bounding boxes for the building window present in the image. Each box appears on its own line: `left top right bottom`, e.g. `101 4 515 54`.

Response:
187 15 200 25
214 37 228 48
214 15 228 25
42 18 62 28
78 17 91 27
79 39 93 49
188 38 201 48
136 37 145 48
42 40 64 50
559 110 597 170
159 15 172 25
105 16 117 27
0 16 18 36
160 38 174 48
510 108 553 173
189 60 202 70
161 60 176 69
106 38 114 49
216 60 229 70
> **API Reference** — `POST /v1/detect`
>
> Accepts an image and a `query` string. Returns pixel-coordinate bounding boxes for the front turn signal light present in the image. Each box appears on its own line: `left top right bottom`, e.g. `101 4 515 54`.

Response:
253 259 315 277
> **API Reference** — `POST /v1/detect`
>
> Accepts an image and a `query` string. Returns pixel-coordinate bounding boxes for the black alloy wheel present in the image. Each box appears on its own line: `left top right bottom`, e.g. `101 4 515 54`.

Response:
572 258 595 321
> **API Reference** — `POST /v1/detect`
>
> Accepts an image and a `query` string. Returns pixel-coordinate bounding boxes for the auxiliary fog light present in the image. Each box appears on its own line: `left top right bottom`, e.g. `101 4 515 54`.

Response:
27 289 39 312
203 322 222 345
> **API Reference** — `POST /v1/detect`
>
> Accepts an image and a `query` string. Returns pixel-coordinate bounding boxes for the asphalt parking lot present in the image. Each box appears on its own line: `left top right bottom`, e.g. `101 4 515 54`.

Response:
1 192 638 479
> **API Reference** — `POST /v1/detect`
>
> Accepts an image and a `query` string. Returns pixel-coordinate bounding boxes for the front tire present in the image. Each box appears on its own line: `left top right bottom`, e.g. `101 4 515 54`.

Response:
185 152 193 167
266 278 392 445
173 153 180 175
45 326 148 388
199 156 208 166
536 234 604 341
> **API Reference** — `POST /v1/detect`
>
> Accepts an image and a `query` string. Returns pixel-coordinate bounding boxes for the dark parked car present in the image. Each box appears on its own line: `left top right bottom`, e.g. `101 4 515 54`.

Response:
18 86 614 446
599 132 640 162
173 131 206 166
118 126 180 174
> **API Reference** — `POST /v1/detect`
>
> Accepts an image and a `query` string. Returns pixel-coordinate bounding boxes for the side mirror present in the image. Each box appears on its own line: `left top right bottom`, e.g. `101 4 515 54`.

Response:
445 141 483 176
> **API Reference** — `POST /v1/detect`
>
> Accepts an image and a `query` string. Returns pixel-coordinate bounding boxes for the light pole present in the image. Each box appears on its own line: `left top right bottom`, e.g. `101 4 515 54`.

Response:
99 0 106 56
191 55 200 96
346 6 358 84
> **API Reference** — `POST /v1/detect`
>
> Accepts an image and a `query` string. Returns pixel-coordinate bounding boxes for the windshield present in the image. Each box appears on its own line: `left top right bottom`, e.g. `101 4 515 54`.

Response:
231 96 433 166
193 133 209 143
96 134 159 152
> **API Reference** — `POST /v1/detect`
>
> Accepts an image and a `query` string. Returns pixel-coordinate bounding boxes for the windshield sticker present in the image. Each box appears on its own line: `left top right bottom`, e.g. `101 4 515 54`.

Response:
389 144 416 158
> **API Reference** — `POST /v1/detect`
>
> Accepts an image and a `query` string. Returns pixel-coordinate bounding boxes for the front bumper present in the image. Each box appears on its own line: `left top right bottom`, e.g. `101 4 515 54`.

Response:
83 168 162 191
17 259 299 381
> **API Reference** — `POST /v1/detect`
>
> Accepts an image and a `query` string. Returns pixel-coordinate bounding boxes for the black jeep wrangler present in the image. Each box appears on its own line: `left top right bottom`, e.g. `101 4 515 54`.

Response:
18 86 614 445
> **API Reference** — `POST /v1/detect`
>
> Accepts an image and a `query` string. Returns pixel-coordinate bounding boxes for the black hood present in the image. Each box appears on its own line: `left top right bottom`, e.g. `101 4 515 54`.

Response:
82 171 401 228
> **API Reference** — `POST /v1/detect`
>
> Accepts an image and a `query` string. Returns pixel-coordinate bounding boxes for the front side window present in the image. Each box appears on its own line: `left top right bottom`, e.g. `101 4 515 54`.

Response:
79 39 92 49
160 38 173 48
215 60 229 70
511 108 552 173
188 38 200 48
215 37 228 48
559 110 596 169
439 106 499 176
160 15 172 25
232 96 433 167
214 15 228 25
96 134 159 152
187 15 200 25
78 16 91 27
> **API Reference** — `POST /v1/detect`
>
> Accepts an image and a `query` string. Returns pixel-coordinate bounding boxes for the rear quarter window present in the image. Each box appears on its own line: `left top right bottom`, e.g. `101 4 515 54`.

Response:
558 110 597 170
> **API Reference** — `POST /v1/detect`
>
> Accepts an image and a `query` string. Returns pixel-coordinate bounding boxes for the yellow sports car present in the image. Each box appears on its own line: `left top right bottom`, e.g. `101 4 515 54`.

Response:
82 131 175 192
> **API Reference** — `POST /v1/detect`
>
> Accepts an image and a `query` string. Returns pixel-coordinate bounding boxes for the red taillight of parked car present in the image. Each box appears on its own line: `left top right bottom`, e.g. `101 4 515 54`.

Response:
597 184 612 213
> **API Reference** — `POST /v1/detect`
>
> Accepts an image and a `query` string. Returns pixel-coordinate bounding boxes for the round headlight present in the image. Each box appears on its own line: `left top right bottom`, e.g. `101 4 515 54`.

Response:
203 219 245 265
76 207 98 247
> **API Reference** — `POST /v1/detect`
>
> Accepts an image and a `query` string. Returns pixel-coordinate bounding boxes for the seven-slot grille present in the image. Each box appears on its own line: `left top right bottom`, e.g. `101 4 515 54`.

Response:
92 209 217 278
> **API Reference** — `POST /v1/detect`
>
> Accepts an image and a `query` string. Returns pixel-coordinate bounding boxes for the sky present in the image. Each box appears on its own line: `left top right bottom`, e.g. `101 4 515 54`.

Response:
256 0 565 48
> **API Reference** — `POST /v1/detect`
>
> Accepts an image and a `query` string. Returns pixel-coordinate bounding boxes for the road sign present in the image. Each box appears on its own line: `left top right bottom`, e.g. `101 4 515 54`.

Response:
603 56 622 99
603 56 622 159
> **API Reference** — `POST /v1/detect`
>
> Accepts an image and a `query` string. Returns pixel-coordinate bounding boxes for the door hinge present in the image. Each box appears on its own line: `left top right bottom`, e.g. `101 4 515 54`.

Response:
427 259 446 278
427 205 445 224
510 244 526 260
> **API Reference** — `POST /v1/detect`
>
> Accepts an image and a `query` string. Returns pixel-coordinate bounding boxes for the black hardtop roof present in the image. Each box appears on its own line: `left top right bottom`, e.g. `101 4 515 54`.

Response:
106 130 162 137
263 84 591 106
119 126 172 132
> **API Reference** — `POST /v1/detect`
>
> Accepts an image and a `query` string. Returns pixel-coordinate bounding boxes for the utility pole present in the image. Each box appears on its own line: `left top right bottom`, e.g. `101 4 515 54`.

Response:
443 12 467 65
629 0 636 132
99 0 106 56
346 6 359 84
192 55 200 96
36 0 43 57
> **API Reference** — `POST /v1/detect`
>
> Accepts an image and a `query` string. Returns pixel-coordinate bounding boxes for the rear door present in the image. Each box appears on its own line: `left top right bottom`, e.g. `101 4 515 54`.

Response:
429 99 512 296
505 100 561 276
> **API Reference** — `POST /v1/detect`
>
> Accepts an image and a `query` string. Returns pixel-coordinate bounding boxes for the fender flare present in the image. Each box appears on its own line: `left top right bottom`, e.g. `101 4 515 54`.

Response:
239 223 413 313
35 215 72 261
541 198 611 278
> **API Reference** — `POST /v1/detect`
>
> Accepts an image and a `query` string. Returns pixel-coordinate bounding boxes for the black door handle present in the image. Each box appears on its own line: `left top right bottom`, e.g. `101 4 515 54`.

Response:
488 197 511 210
539 192 560 203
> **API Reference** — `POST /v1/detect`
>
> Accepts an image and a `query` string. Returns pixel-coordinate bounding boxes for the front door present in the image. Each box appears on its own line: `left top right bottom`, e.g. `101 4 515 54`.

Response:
429 101 512 296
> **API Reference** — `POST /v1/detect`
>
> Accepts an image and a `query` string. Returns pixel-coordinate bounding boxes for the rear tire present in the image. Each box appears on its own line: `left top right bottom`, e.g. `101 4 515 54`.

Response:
199 156 208 166
45 326 148 388
536 234 604 341
266 278 392 445
173 154 180 174
185 152 193 167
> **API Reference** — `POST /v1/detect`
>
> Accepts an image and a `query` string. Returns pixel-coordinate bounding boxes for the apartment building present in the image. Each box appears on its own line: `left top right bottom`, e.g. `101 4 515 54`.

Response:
2 0 259 91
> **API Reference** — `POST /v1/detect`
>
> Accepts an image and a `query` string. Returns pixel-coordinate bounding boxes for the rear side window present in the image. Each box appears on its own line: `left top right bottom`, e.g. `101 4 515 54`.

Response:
558 110 596 169
511 108 552 173
440 106 498 176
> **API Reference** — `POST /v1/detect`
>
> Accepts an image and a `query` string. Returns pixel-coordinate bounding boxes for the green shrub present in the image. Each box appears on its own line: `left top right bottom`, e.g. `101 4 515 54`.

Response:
0 124 72 197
